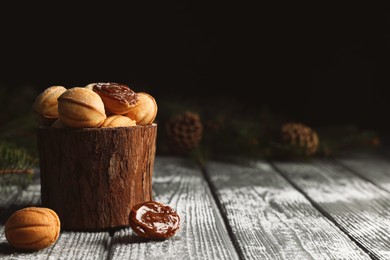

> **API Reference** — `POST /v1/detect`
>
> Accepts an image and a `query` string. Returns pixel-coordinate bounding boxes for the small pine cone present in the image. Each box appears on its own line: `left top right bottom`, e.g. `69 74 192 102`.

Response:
281 122 319 155
165 111 203 154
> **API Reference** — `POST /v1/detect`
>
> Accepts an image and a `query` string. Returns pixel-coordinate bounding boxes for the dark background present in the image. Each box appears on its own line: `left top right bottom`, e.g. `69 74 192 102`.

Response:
1 3 389 134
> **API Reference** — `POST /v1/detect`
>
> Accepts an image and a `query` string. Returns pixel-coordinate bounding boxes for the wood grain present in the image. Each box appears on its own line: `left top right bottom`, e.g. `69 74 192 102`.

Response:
0 169 39 217
0 182 110 260
0 183 52 259
0 183 41 223
37 125 157 230
204 160 370 260
45 232 111 260
337 152 390 192
0 186 19 218
109 156 239 260
273 159 390 260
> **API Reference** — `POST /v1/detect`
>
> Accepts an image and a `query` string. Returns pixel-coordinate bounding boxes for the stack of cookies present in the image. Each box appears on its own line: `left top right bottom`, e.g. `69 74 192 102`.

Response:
32 83 157 128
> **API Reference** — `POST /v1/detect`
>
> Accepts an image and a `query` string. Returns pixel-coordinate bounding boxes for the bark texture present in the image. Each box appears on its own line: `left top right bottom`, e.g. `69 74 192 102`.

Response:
37 124 157 230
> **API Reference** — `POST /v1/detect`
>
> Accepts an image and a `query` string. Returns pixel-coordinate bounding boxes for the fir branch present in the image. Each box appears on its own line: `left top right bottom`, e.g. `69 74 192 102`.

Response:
0 169 34 175
0 142 37 188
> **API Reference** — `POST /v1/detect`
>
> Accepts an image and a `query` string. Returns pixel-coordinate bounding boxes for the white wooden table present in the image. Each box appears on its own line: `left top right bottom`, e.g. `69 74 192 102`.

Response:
1 152 390 259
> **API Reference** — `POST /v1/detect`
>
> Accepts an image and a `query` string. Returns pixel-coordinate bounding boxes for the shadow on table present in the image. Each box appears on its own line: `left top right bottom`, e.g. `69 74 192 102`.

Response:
112 233 151 244
0 241 37 255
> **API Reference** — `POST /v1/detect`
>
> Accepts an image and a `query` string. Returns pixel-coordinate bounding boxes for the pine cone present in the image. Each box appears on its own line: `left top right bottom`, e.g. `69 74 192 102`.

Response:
281 122 319 155
165 111 203 154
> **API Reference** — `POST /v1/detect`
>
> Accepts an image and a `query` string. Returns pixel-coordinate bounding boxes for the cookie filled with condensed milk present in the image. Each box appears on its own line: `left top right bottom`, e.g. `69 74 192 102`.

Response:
91 82 139 115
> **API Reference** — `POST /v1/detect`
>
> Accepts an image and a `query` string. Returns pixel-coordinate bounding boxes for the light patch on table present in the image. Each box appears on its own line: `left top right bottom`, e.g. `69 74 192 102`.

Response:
205 160 370 260
274 159 390 260
109 156 239 260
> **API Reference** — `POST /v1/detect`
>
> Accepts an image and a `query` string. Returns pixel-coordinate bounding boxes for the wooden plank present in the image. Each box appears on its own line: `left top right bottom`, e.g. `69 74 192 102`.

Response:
43 232 111 260
0 186 20 218
0 182 110 260
0 227 111 260
204 160 370 260
273 159 390 260
0 183 41 223
0 168 42 218
0 183 52 259
337 152 390 192
0 168 40 217
109 156 239 260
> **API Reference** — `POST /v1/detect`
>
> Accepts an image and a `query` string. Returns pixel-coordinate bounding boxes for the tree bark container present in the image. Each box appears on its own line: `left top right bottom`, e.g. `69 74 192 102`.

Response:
37 124 157 231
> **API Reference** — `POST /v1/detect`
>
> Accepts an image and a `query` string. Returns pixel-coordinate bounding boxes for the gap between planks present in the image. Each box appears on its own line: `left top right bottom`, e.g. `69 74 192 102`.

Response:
268 160 376 260
107 156 239 260
271 158 390 260
1 157 240 260
197 159 247 260
203 159 371 260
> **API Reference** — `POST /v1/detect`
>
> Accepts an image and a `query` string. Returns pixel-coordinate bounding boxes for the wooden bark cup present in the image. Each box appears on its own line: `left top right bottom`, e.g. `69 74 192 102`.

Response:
37 124 157 231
